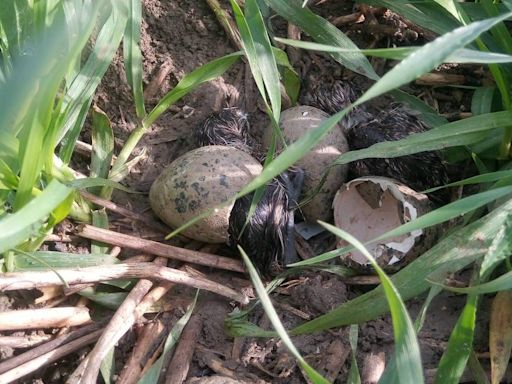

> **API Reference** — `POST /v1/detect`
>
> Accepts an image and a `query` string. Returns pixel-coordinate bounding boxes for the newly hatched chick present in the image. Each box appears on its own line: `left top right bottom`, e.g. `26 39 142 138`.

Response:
347 104 450 203
196 108 303 275
306 82 450 203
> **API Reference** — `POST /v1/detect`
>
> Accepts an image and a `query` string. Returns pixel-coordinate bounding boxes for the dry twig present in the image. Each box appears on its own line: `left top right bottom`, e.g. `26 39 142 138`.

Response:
0 307 91 331
164 313 204 384
76 224 245 272
0 262 249 304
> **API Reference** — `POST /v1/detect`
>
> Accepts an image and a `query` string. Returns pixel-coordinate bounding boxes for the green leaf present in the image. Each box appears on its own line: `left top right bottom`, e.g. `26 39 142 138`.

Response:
58 1 128 142
238 246 330 384
143 52 242 128
275 38 512 64
358 0 460 35
347 325 361 384
357 11 512 104
124 0 145 118
0 180 71 254
242 0 281 122
320 223 424 384
266 0 378 80
434 295 477 384
66 177 138 194
13 250 118 271
91 107 114 197
333 111 512 166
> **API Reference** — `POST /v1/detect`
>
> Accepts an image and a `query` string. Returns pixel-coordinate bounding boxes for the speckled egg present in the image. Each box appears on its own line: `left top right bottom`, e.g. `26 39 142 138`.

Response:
149 145 263 243
333 176 438 272
263 105 349 223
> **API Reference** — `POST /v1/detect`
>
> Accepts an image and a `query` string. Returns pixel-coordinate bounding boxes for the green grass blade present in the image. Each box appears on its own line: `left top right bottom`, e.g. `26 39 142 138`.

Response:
66 177 137 193
90 108 114 196
58 1 128 142
231 0 281 122
275 38 512 64
357 11 512 105
238 246 330 384
471 87 496 115
142 52 242 128
434 294 477 384
290 198 512 334
480 213 512 279
347 325 361 384
13 251 117 271
333 111 512 166
266 0 378 80
423 170 512 193
359 0 460 35
435 271 512 295
320 223 424 384
0 180 71 254
124 0 145 119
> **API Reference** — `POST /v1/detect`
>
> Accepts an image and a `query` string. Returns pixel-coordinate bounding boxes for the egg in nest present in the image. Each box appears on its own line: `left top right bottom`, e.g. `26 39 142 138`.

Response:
149 145 262 243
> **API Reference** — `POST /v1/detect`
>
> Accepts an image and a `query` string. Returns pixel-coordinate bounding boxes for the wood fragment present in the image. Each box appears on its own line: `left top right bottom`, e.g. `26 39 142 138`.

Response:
323 339 350 383
164 313 204 384
331 12 365 27
205 0 242 50
117 321 166 384
0 334 53 349
0 328 102 382
0 307 91 331
75 271 157 384
344 275 382 285
415 72 467 86
76 224 245 273
0 263 249 303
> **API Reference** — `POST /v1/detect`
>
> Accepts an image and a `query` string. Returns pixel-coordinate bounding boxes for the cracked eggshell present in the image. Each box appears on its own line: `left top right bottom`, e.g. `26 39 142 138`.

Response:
149 145 262 243
333 176 437 272
264 105 349 222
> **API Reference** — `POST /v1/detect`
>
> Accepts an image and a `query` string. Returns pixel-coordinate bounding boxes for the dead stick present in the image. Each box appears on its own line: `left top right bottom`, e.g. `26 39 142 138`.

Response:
0 307 91 331
0 329 102 382
76 224 245 273
117 321 166 384
0 322 103 374
164 313 204 384
77 276 156 384
205 0 243 50
0 263 249 304
0 335 53 349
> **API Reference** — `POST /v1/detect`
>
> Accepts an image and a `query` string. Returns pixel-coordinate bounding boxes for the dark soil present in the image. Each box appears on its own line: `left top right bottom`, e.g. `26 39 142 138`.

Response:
2 1 502 383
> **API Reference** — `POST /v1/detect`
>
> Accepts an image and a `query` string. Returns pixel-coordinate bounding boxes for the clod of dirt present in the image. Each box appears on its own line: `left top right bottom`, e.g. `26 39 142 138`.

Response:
149 145 262 243
333 176 436 271
263 106 349 223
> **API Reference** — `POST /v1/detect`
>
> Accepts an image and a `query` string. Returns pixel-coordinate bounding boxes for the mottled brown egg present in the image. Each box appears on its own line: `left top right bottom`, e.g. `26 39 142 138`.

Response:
333 176 438 272
264 105 349 222
149 146 262 243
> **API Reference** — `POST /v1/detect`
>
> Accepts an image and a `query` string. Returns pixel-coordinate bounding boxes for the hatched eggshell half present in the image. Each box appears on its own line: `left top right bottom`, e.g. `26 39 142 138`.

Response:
333 176 436 271
149 145 262 243
264 105 349 222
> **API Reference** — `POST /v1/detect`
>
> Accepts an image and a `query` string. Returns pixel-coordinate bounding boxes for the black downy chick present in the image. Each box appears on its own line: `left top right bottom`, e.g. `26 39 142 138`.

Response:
306 82 450 203
347 104 450 203
195 107 262 160
196 107 303 276
229 169 304 276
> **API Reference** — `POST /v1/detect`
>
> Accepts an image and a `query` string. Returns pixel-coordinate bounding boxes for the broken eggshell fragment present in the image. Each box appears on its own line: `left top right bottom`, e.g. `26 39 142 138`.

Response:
149 145 262 243
333 176 437 271
264 105 349 223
